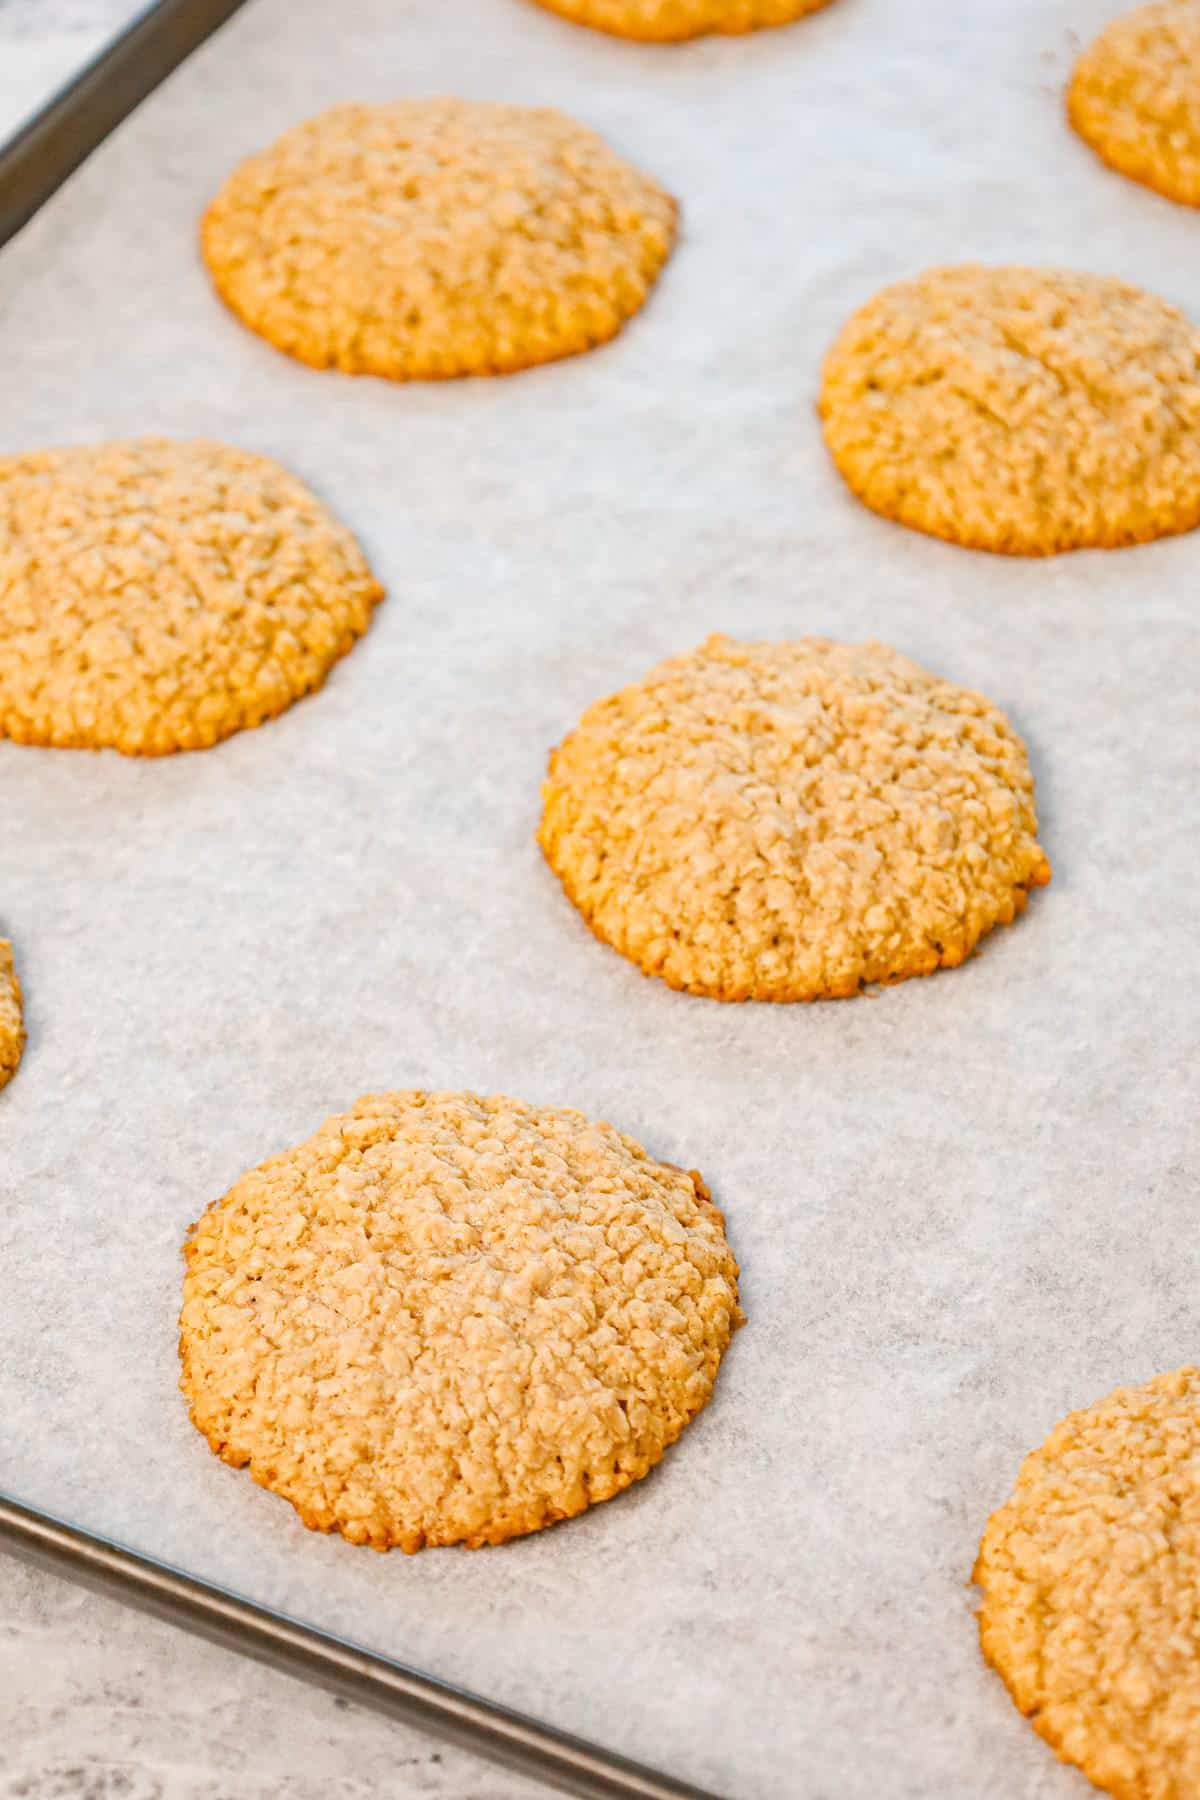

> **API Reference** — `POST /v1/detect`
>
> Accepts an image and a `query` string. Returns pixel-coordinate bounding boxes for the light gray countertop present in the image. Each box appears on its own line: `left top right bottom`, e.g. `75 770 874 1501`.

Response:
0 0 144 138
0 8 538 1795
1 1556 539 1800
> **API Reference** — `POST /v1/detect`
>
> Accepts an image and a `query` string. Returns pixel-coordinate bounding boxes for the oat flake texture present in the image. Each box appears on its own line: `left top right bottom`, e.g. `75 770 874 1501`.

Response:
0 438 382 755
179 1091 742 1551
1069 1 1200 209
201 99 677 380
975 1367 1200 1798
538 634 1050 1002
0 941 24 1091
818 264 1200 555
526 0 835 43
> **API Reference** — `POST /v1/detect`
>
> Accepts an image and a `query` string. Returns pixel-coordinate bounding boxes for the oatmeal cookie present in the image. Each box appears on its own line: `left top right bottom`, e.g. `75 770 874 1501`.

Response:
1070 2 1200 208
538 634 1050 1001
202 99 676 379
976 1367 1200 1798
0 437 382 754
180 1091 742 1550
526 0 835 44
819 265 1200 554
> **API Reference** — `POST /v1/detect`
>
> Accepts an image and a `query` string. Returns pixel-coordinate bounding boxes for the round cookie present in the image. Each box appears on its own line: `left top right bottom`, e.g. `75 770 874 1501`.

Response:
818 265 1200 555
526 0 834 44
0 438 382 755
202 99 677 380
538 634 1050 1002
0 940 24 1090
1069 1 1200 208
179 1090 742 1550
975 1367 1200 1798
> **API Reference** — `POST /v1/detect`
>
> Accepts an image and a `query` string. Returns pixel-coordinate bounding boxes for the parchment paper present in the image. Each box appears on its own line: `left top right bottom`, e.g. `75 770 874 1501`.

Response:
2 0 1198 1793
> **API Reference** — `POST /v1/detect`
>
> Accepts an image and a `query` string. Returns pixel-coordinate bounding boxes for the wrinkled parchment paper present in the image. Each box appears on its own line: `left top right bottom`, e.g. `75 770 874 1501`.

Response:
2 0 1198 1792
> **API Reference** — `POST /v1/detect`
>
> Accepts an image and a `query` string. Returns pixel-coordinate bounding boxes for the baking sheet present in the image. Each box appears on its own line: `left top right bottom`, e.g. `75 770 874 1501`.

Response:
1 0 1198 1793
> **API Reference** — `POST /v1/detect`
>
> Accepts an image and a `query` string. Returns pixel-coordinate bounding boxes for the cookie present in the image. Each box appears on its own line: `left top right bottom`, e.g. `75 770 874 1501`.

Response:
975 1367 1200 1798
180 1090 742 1551
526 0 834 43
818 265 1200 554
1069 1 1200 208
0 941 24 1090
202 99 677 380
538 634 1050 1002
0 438 382 755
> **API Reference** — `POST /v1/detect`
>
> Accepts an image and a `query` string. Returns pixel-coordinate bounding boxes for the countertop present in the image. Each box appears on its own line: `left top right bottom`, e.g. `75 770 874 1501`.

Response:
0 0 142 138
0 7 537 1795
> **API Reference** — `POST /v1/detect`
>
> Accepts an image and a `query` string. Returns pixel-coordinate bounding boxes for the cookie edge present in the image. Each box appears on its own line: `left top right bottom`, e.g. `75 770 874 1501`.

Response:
523 0 835 43
0 939 24 1090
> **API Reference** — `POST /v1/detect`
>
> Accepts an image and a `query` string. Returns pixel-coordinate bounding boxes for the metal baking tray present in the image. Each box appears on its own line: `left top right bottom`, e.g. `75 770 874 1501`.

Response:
1 1 1196 1796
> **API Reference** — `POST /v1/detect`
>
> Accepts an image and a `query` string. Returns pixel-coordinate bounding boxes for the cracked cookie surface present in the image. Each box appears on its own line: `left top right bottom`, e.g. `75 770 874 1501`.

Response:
975 1367 1200 1798
0 437 382 755
0 941 23 1090
526 0 834 43
538 634 1049 1002
180 1090 741 1551
1069 1 1200 208
202 99 677 379
818 265 1200 554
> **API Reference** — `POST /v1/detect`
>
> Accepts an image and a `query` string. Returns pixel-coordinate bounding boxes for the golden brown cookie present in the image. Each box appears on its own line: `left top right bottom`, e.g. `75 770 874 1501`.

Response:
538 634 1050 1002
526 0 834 43
202 99 677 379
180 1091 742 1550
975 1367 1200 1798
1069 1 1200 208
818 265 1200 555
0 438 382 755
0 941 24 1090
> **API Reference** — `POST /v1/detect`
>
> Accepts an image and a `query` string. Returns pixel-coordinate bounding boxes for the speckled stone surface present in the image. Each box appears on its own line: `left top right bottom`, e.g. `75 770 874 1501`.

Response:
0 1557 541 1799
0 18 542 1797
0 0 145 139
